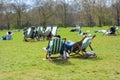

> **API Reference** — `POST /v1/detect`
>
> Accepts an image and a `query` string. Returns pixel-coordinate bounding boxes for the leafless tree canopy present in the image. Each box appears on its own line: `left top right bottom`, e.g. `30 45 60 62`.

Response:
0 0 120 29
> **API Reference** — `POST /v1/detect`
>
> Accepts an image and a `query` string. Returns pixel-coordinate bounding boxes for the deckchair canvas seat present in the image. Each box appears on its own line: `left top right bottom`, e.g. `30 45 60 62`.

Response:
44 26 52 36
80 36 93 50
24 27 34 38
36 26 43 35
49 38 65 54
46 38 68 61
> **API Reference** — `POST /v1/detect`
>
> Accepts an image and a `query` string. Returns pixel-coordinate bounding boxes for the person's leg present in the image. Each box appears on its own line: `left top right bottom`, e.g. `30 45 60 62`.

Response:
2 36 6 40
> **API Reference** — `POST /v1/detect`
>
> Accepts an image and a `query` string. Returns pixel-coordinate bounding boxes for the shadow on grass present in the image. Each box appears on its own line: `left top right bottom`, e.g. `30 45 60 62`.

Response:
70 55 103 61
48 57 73 66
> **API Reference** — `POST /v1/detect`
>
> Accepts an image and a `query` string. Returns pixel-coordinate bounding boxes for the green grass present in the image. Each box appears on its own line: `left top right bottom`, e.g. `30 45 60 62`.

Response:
0 27 120 80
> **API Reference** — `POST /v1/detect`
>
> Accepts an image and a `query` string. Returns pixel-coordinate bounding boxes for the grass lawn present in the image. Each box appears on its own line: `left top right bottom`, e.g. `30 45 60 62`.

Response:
0 27 120 80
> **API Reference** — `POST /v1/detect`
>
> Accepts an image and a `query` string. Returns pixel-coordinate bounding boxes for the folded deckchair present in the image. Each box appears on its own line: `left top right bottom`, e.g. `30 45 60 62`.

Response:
51 26 57 36
46 38 68 62
66 34 96 56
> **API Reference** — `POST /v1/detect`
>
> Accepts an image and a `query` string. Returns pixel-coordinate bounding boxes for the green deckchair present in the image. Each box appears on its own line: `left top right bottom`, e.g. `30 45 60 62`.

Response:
36 26 44 40
24 27 33 38
46 38 68 61
24 27 36 41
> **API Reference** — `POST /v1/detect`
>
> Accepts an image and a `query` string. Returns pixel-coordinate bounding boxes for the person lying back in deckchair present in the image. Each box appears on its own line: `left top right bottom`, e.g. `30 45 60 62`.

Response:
65 34 96 57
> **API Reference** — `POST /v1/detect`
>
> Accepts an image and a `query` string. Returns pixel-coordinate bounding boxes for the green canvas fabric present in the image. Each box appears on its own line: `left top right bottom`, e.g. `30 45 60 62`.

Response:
25 27 34 38
49 38 65 54
36 26 43 34
44 26 52 36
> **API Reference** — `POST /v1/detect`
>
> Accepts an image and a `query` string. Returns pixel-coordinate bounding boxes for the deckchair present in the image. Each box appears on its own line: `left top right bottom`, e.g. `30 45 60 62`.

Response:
51 26 57 36
36 26 44 40
24 27 35 38
44 26 52 36
46 38 68 62
24 27 36 41
66 34 96 56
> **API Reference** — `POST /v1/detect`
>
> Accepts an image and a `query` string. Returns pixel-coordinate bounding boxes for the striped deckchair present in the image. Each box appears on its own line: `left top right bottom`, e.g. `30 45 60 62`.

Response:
46 38 68 61
24 27 34 38
67 34 96 56
23 26 37 41
51 26 57 36
80 35 94 51
44 26 52 36
36 26 44 40
36 26 43 34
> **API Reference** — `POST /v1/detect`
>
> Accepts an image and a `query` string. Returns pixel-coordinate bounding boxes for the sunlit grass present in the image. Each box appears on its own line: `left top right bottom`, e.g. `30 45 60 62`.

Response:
0 27 120 80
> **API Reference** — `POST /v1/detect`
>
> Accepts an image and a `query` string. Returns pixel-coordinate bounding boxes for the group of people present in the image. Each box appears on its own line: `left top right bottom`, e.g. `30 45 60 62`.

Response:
94 25 119 35
45 33 96 60
0 31 13 40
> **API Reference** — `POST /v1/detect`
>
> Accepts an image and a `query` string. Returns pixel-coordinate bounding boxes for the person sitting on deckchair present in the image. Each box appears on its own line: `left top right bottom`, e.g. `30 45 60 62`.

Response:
45 36 69 61
65 34 96 57
65 36 86 55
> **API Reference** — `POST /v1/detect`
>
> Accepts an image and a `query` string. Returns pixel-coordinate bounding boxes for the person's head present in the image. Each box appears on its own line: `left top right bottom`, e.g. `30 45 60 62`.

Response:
55 35 61 38
8 31 12 34
83 32 87 36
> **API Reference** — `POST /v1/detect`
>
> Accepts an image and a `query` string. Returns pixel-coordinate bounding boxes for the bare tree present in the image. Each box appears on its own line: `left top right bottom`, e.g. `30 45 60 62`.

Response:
34 0 55 29
81 0 95 27
112 0 120 26
10 0 28 29
0 0 5 28
0 0 119 29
